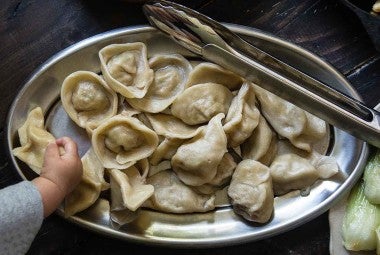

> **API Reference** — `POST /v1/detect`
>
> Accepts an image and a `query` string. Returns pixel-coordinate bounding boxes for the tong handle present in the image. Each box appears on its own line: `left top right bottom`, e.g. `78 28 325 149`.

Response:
203 44 380 148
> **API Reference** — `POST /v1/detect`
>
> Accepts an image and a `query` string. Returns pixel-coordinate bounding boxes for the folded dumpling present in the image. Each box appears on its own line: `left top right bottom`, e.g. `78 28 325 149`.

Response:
228 159 274 223
149 138 183 166
61 71 118 128
64 148 108 217
186 62 243 90
171 83 233 125
171 113 227 186
92 114 159 169
143 170 215 213
109 167 154 211
253 85 326 152
241 114 278 166
192 153 237 195
127 54 192 113
269 153 320 195
12 107 55 174
223 82 260 147
99 42 154 98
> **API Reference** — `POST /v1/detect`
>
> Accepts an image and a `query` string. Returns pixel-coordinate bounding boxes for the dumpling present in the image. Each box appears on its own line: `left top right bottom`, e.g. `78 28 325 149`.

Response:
149 138 183 166
92 114 159 169
192 153 237 195
171 83 233 125
64 148 108 217
109 167 154 212
269 153 320 196
12 107 55 174
146 113 201 139
253 85 326 152
127 54 192 112
143 170 215 213
61 71 118 128
241 114 278 166
223 82 260 147
171 113 227 186
186 62 243 90
227 159 274 223
99 42 154 98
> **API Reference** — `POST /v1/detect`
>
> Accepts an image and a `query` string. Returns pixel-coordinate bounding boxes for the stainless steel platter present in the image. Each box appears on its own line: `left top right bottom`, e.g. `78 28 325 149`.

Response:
6 24 369 247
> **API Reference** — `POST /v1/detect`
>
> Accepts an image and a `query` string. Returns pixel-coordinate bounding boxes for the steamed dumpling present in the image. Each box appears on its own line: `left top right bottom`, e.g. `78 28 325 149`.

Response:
253 85 326 152
92 114 159 169
171 113 227 186
269 153 320 195
143 170 215 213
61 71 118 128
186 62 243 90
99 42 154 98
12 107 55 174
171 83 233 125
228 159 274 223
223 82 260 147
127 54 192 112
109 167 154 211
65 148 108 217
241 114 278 166
149 138 183 166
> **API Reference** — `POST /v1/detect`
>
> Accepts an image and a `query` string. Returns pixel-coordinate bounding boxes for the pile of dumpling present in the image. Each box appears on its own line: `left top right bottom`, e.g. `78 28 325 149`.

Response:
13 42 339 224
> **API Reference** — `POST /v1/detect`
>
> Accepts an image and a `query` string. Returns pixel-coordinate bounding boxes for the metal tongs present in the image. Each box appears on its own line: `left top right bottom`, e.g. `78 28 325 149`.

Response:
143 0 380 148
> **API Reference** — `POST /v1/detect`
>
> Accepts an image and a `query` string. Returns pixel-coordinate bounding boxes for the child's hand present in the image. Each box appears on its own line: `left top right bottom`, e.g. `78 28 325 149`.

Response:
41 137 83 195
33 137 83 217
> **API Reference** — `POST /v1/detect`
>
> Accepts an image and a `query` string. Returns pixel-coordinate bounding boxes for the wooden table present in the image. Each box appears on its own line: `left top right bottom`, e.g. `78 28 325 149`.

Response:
1 0 379 254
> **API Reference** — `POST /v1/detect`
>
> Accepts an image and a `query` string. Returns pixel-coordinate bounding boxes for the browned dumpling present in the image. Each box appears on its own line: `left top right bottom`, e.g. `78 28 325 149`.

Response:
228 159 274 223
127 54 192 113
12 107 55 174
99 42 154 98
186 62 243 90
61 71 118 129
223 82 260 147
65 148 108 217
171 113 227 186
143 170 215 213
92 114 159 169
171 83 233 125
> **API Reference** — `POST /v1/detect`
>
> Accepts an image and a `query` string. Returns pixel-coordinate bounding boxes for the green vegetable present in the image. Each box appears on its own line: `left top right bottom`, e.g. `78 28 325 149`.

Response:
342 181 380 251
364 149 380 204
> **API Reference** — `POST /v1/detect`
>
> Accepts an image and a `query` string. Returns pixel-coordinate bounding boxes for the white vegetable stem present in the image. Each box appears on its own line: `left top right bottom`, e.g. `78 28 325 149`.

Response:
364 149 380 204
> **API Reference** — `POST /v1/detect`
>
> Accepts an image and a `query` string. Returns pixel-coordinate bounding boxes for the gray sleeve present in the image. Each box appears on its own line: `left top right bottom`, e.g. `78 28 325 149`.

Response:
0 181 44 255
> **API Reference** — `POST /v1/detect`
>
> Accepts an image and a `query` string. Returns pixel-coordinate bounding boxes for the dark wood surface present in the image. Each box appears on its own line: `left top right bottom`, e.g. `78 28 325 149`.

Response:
1 0 379 254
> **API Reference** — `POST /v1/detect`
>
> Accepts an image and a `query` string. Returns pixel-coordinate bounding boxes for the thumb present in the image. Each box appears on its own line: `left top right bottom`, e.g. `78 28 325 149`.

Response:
44 141 60 159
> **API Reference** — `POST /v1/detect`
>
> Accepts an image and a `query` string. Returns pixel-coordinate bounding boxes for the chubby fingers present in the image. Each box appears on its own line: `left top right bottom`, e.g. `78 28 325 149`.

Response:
44 141 60 159
56 137 79 158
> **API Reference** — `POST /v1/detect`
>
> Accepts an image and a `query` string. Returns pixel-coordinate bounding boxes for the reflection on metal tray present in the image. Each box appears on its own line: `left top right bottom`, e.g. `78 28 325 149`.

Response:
6 25 368 248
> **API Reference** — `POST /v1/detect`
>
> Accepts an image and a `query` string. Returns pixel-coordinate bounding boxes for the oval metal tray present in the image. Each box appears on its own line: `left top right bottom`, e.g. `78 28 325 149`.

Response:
6 24 368 247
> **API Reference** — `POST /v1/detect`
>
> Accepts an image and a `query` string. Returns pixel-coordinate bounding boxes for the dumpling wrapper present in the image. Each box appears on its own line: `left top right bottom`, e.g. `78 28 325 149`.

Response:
109 167 154 212
99 42 154 98
92 114 158 169
253 85 326 152
171 83 233 125
241 114 278 166
172 113 227 186
13 107 55 174
61 71 118 129
64 148 108 217
146 113 201 139
223 82 260 147
269 153 321 195
127 54 192 113
186 62 243 90
143 170 215 213
192 153 237 195
149 138 183 166
228 159 274 223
